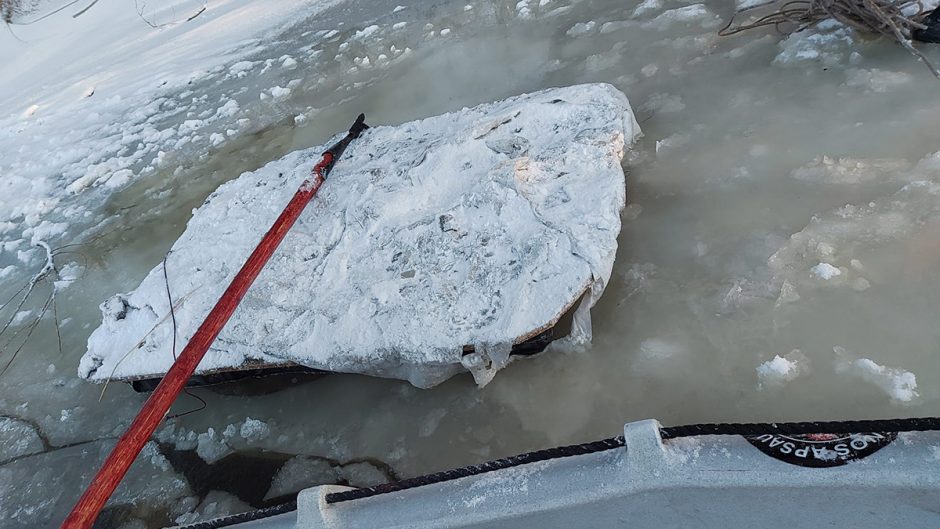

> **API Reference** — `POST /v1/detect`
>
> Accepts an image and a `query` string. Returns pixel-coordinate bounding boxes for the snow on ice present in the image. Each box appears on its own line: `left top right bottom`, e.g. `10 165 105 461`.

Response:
835 347 919 403
756 350 807 389
265 456 338 500
0 0 346 255
811 262 841 280
80 83 640 388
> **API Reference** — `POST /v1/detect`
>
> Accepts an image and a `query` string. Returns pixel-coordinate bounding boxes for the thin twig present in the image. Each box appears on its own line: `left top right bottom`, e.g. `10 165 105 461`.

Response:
0 282 31 313
52 290 63 357
186 5 206 22
97 285 200 401
72 0 100 18
10 0 82 25
0 236 99 379
163 251 207 419
135 0 206 29
97 253 207 416
719 0 940 77
52 224 126 253
0 285 53 377
0 242 55 340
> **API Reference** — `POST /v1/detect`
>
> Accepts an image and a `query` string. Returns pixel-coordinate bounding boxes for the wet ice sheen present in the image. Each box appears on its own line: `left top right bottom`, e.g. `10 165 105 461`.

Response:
4 0 940 527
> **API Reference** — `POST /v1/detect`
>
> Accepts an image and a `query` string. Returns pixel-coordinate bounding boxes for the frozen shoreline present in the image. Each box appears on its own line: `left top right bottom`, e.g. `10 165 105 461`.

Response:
0 0 344 270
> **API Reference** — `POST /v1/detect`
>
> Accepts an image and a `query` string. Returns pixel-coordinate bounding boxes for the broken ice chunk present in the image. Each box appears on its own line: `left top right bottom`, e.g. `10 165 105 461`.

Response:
811 262 841 280
834 347 918 403
756 350 807 389
81 83 640 388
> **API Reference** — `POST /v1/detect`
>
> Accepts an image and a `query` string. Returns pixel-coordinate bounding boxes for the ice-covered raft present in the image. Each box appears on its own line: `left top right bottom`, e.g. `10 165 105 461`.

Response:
79 83 640 388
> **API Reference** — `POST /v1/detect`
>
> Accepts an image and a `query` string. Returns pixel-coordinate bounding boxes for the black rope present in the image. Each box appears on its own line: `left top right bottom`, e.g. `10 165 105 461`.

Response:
178 415 940 525
173 500 296 529
326 436 627 503
325 416 940 504
659 417 940 439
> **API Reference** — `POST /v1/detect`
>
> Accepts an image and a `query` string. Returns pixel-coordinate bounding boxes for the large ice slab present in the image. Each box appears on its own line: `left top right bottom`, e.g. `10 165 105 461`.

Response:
79 83 639 388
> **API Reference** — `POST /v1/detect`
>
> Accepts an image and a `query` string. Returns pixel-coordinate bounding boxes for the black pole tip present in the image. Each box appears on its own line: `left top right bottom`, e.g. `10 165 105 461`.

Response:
349 113 369 138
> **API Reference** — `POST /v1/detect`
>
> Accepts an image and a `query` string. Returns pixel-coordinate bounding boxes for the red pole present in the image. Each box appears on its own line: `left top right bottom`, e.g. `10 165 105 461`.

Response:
61 115 367 529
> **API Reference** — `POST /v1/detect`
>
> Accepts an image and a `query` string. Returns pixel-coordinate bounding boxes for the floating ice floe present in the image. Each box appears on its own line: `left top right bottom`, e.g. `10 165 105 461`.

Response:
79 83 639 388
845 68 914 93
811 262 841 280
769 173 940 298
756 350 807 389
789 155 911 185
773 20 855 67
834 347 918 403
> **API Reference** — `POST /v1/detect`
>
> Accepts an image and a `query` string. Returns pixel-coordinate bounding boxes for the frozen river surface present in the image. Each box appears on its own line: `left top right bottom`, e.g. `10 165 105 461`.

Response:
2 0 940 527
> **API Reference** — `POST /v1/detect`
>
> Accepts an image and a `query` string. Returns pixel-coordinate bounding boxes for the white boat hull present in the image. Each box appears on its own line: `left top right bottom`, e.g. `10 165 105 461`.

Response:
195 419 940 529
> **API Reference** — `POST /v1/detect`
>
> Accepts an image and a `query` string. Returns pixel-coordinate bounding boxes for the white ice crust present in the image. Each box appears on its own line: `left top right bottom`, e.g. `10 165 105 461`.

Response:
80 83 639 388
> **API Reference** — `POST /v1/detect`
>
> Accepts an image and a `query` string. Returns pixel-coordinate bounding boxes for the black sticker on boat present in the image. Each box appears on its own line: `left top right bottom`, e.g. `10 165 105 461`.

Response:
745 432 896 467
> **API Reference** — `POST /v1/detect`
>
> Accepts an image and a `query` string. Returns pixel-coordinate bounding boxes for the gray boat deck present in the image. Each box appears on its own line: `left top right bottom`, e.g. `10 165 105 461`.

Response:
287 420 940 529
